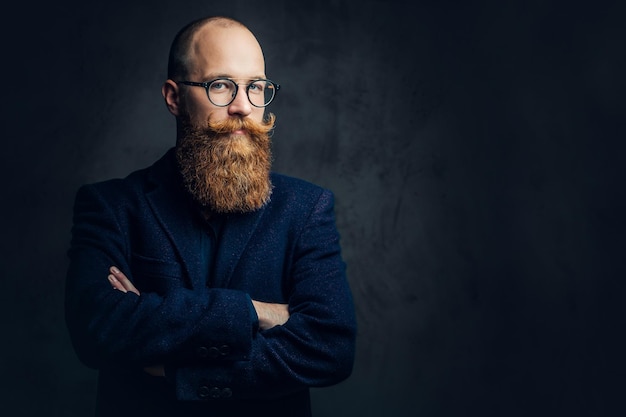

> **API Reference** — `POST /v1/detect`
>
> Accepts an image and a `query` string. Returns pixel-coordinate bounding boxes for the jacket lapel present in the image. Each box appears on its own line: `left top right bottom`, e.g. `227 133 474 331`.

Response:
144 149 205 289
143 148 265 290
212 208 265 288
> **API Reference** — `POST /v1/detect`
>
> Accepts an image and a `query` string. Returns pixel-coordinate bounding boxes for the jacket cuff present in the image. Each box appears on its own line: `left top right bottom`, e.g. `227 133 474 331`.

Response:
174 288 256 364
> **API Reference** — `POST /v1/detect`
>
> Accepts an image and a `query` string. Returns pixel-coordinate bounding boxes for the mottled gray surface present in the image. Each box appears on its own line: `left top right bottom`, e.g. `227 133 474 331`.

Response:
1 0 625 416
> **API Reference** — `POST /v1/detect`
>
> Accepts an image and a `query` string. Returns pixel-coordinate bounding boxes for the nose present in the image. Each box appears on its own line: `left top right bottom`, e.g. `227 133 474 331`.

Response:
227 85 252 117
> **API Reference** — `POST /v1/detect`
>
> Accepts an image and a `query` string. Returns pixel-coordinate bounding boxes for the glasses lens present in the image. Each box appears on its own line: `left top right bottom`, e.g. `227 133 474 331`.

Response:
248 80 276 107
208 79 237 106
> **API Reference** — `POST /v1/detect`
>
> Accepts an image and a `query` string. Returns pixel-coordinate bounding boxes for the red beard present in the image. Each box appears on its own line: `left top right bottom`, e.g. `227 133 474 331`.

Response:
175 113 276 213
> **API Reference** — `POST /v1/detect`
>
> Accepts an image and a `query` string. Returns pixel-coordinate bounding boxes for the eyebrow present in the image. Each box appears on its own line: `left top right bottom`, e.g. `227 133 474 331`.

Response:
203 73 267 81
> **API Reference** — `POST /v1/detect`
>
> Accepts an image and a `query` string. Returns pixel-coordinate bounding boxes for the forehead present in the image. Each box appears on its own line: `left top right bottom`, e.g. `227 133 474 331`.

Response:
187 24 266 79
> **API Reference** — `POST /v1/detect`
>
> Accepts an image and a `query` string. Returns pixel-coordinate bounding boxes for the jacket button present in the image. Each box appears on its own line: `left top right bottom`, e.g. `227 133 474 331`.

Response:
198 385 210 399
197 347 209 358
209 387 221 399
221 387 233 398
208 346 220 358
219 344 231 356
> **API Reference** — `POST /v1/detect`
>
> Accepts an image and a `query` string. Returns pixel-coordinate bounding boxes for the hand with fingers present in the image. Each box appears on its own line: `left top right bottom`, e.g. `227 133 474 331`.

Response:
108 266 140 295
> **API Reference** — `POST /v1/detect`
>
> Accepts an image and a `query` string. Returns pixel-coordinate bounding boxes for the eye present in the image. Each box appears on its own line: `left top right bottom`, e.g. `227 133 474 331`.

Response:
210 81 227 90
248 81 265 93
209 79 235 92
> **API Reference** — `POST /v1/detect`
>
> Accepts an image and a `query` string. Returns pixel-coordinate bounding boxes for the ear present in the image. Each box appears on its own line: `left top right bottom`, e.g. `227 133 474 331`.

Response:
162 79 181 116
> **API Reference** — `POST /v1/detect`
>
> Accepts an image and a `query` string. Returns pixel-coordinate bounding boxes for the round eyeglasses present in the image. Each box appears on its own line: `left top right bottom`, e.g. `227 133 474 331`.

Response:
176 78 280 108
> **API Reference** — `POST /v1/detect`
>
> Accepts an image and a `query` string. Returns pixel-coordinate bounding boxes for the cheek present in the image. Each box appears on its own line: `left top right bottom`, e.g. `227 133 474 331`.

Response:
182 93 222 125
250 108 265 123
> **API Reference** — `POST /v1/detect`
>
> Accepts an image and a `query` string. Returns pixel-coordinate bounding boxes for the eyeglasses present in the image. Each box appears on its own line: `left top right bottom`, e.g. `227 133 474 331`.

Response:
176 78 280 108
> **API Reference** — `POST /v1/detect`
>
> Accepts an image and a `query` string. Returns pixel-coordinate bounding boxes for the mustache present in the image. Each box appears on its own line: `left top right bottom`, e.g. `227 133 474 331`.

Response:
205 113 276 136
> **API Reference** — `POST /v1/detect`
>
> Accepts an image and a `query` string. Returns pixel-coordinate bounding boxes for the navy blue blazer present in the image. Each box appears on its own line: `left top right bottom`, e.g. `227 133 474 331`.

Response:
65 148 357 417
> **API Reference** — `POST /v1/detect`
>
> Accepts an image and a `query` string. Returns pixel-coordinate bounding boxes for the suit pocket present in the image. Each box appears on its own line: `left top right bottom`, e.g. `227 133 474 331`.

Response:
131 253 184 294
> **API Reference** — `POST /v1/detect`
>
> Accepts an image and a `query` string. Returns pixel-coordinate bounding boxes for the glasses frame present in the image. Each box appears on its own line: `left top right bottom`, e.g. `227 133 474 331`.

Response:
176 78 281 108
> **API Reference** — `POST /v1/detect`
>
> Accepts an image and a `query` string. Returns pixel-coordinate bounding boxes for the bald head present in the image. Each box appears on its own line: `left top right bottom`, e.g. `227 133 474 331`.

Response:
167 16 264 81
162 16 269 132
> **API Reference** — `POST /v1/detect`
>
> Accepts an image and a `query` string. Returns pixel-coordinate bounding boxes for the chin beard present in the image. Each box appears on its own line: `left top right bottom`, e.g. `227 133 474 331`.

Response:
175 113 276 214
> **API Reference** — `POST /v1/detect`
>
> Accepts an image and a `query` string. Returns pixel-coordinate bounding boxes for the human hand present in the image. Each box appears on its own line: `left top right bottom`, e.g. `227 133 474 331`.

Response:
107 266 140 296
251 300 290 330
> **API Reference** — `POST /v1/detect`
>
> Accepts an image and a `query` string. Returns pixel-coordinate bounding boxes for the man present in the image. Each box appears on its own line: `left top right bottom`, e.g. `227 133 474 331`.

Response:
64 16 357 417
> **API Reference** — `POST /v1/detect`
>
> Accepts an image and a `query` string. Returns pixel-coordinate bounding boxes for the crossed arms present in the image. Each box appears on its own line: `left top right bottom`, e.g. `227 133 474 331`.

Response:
65 179 357 400
107 265 290 377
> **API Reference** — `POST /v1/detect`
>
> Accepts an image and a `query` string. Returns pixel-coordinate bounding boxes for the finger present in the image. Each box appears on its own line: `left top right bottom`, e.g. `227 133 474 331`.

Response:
109 266 132 290
109 266 141 296
108 274 127 293
110 265 129 281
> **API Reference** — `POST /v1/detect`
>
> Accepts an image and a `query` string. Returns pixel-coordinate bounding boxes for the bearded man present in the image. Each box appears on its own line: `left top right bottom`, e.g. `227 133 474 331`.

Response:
64 16 356 417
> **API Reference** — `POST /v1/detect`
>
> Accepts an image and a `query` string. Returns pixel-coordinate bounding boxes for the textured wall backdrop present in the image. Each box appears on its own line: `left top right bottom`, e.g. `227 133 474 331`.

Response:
1 1 625 416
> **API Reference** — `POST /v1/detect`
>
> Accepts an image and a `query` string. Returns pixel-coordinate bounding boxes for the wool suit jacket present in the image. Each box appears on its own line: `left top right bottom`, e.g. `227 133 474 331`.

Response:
64 148 357 417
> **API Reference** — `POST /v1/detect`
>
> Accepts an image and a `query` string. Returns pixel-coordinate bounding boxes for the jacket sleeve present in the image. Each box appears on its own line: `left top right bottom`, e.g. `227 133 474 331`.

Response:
172 189 357 400
64 183 257 369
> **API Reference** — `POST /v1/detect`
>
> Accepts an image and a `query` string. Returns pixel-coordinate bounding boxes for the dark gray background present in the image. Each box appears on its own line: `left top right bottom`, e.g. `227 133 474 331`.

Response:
2 0 625 416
